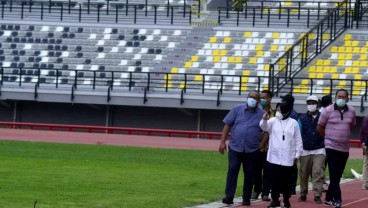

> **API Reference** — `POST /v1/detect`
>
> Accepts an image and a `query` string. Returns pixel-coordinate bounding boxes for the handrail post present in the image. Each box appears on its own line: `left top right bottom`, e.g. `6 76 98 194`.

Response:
180 89 184 104
107 85 112 102
143 88 148 103
34 82 40 99
217 90 221 106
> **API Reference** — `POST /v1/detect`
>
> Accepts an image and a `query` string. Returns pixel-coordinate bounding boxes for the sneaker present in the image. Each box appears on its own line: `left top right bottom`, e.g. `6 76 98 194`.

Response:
284 199 291 208
262 195 271 201
298 195 307 202
325 200 334 206
251 192 260 200
314 196 322 204
267 200 281 208
222 197 233 205
333 199 342 208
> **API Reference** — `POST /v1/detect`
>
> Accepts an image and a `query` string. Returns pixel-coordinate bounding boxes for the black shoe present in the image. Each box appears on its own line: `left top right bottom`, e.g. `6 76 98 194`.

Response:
267 200 280 208
298 195 306 202
284 199 291 208
314 196 322 204
242 201 250 206
291 189 296 195
262 195 271 201
251 192 260 199
222 197 234 204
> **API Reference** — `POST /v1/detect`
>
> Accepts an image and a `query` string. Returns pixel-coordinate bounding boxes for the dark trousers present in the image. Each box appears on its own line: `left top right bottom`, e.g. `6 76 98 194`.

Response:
325 148 349 202
253 151 271 197
290 163 298 193
269 163 293 202
225 148 259 202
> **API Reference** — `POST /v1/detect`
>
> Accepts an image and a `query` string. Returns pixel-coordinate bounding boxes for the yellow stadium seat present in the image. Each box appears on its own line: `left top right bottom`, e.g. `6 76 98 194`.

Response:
293 87 301 93
344 34 352 40
272 32 280 38
330 67 338 73
301 79 309 85
164 82 172 88
355 74 362 80
352 40 359 47
264 65 270 70
316 59 324 65
345 53 352 60
352 61 360 67
345 40 352 46
337 60 345 66
361 48 367 53
191 55 199 62
164 74 172 80
309 73 316 78
324 60 331 65
184 62 192 68
228 57 235 63
322 34 330 40
194 75 202 81
243 32 252 38
330 46 338 53
256 51 264 57
316 73 324 79
241 77 248 83
360 54 367 60
344 67 351 73
213 56 221 62
255 45 263 51
270 45 278 52
323 88 331 94
316 66 323 73
339 81 346 86
308 66 316 72
323 66 331 73
209 36 217 43
353 90 361 96
345 47 353 53
338 53 345 60
331 74 339 79
171 67 178 73
179 82 186 89
241 85 248 91
352 67 359 73
354 81 362 86
361 61 367 67
223 37 232 43
220 50 227 56
249 57 257 64
338 47 345 53
212 50 220 56
235 57 242 63
243 70 250 76
353 47 361 53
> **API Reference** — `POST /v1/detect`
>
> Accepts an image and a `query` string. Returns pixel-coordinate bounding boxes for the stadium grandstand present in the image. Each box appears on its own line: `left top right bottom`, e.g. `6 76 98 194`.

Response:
0 0 367 135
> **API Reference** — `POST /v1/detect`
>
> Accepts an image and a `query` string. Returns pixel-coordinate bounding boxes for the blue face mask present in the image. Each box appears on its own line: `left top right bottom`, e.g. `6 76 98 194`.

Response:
260 99 268 107
336 98 346 107
247 98 257 108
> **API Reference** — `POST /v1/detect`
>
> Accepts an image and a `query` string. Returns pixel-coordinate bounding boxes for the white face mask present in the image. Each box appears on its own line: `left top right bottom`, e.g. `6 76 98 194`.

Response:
307 104 318 113
275 111 283 120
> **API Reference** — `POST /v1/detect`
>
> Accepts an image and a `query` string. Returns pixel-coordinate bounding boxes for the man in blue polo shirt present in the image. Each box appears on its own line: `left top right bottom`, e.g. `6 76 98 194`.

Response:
219 90 264 206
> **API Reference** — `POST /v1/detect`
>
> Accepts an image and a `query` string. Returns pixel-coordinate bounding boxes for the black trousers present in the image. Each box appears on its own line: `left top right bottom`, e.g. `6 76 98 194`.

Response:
269 163 293 202
325 148 349 202
225 148 259 202
253 151 271 197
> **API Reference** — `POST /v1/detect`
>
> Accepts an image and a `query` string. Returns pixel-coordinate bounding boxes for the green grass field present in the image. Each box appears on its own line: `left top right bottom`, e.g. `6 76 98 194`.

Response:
0 140 363 208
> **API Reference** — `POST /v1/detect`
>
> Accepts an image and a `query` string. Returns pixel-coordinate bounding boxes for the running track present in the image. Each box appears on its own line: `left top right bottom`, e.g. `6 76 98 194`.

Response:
0 128 367 208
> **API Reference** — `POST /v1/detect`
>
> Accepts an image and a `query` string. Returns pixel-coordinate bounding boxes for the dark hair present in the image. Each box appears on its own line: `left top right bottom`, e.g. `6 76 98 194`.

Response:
321 95 332 108
335 89 349 97
261 90 273 98
275 102 291 120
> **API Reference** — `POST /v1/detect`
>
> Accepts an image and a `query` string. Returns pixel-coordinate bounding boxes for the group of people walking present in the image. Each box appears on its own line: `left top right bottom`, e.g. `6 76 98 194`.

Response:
219 89 359 208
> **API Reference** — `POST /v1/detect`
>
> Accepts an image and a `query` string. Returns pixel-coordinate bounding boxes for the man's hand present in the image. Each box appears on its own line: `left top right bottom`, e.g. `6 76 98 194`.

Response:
219 141 227 154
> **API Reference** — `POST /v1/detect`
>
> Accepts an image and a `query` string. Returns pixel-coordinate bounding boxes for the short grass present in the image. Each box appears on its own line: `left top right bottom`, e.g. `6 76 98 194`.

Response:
0 140 363 208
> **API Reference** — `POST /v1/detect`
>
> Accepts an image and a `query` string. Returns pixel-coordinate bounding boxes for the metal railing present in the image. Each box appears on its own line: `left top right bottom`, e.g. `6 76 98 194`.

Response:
268 0 350 96
0 0 194 25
